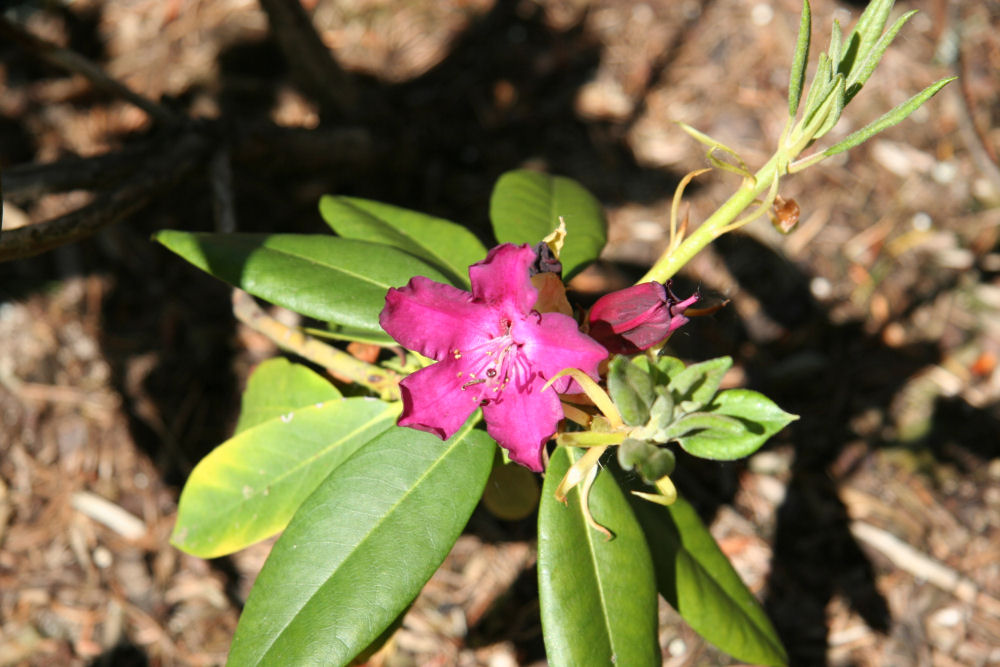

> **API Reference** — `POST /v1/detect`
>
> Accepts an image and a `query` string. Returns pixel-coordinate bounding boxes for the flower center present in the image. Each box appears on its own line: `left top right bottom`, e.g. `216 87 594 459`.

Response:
453 317 529 406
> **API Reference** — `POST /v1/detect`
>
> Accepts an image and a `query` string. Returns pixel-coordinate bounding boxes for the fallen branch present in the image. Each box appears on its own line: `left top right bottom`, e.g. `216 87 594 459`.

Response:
0 16 180 125
2 141 158 204
850 520 1000 618
0 131 211 262
257 0 358 119
231 289 400 401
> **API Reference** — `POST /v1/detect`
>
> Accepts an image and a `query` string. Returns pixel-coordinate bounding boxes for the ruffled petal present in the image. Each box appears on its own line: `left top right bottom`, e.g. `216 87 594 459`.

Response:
397 359 486 440
482 374 562 471
380 276 497 360
468 243 538 314
518 311 608 392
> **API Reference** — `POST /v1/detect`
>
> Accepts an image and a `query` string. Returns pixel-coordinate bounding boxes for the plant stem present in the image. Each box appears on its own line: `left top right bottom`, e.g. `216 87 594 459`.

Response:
640 152 782 283
231 289 401 401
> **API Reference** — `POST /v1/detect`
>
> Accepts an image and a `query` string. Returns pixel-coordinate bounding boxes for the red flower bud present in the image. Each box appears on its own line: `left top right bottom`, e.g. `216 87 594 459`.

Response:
588 281 698 355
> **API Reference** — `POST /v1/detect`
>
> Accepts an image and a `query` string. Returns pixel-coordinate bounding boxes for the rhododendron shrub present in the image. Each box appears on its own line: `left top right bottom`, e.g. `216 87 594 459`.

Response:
156 2 951 664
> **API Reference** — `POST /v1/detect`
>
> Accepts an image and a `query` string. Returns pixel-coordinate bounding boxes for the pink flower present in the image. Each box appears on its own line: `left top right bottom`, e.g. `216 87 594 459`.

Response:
588 281 698 355
380 244 607 471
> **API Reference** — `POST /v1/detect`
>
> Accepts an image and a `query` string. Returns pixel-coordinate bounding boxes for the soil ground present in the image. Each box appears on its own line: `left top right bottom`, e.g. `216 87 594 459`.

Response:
1 0 999 665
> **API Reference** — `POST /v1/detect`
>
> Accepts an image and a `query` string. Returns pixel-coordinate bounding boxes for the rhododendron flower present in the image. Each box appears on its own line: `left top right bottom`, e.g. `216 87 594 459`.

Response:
588 281 698 355
380 243 607 471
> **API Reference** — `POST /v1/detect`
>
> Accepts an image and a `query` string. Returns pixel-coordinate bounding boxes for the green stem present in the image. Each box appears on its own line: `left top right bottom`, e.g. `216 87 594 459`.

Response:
641 153 782 283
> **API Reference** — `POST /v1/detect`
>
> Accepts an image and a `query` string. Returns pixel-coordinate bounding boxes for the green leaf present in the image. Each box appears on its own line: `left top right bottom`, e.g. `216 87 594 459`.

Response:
800 52 832 124
154 231 450 335
171 398 399 558
607 356 655 426
318 195 487 287
663 412 744 441
787 0 811 117
623 488 788 666
538 447 661 667
849 0 895 72
234 357 341 435
844 10 917 102
823 76 955 158
827 18 843 77
676 389 797 460
489 169 607 281
667 356 732 410
228 420 496 666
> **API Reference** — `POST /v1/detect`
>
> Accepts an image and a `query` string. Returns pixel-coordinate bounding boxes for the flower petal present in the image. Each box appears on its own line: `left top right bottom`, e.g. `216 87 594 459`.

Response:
380 276 496 360
397 359 485 440
483 374 563 471
469 243 538 314
519 311 608 392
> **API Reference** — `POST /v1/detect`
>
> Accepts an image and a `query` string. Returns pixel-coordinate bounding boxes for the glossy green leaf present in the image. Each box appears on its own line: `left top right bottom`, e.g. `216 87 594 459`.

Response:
667 356 732 410
228 420 496 666
489 169 606 281
234 357 341 435
787 0 811 117
171 398 399 558
624 488 788 666
154 231 450 335
318 195 486 287
538 447 660 667
676 389 797 460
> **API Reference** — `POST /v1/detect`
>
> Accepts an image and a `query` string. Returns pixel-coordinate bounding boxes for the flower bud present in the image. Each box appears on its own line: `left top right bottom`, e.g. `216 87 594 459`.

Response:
588 281 698 355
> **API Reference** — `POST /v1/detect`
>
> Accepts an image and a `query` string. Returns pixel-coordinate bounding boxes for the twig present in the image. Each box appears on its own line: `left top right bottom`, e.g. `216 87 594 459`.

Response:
70 491 147 540
256 0 358 118
209 147 236 233
0 131 211 262
231 289 400 401
0 17 179 125
850 520 1000 618
2 141 158 204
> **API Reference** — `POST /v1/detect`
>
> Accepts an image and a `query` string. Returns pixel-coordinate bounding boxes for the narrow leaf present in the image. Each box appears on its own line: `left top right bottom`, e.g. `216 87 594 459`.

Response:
851 0 896 71
489 170 607 281
318 195 486 287
228 420 496 666
538 447 661 667
787 0 811 117
171 398 400 558
827 19 842 76
845 10 918 102
154 231 450 335
823 77 955 157
234 357 341 435
622 485 788 667
799 52 832 124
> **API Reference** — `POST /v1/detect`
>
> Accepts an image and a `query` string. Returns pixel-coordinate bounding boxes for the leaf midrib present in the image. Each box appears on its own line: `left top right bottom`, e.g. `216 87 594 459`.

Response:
182 401 398 547
256 419 481 663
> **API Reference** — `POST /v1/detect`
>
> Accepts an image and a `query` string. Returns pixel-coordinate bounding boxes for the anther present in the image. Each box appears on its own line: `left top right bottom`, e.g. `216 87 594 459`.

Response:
486 368 497 378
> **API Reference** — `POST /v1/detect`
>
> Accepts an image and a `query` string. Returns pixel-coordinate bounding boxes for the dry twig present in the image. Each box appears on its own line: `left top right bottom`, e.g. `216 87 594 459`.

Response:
231 289 400 400
850 520 1000 618
0 132 211 262
256 0 358 119
0 16 180 125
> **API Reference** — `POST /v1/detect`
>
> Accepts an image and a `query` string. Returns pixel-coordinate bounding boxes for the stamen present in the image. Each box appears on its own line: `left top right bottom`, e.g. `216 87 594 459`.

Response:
486 368 497 378
462 379 486 390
